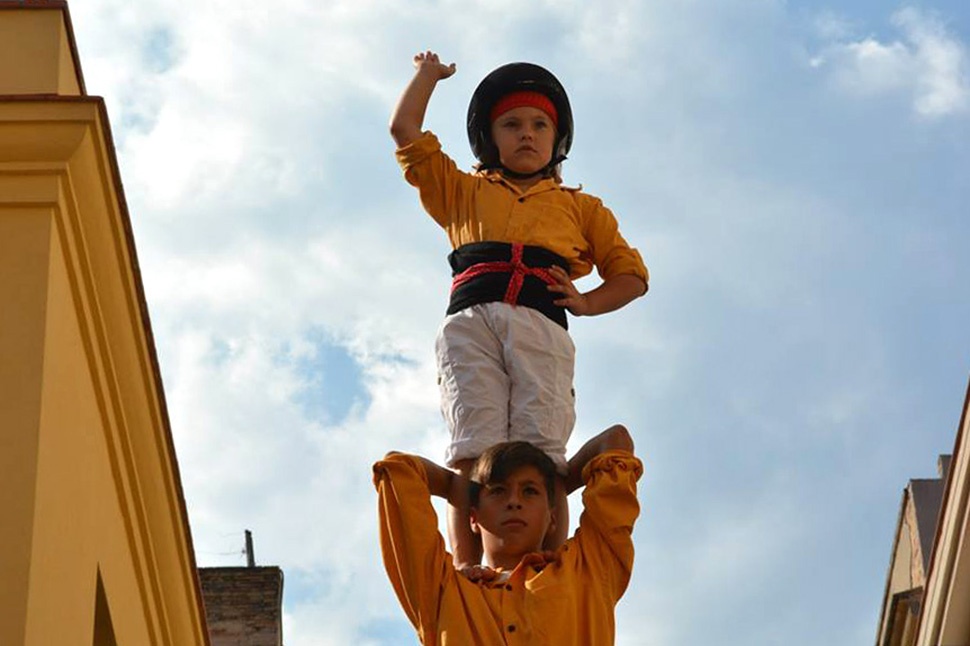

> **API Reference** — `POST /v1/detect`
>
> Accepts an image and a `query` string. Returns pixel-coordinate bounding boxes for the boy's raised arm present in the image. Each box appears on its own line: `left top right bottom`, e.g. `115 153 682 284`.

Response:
389 51 456 148
564 424 635 494
566 425 642 600
385 451 471 509
375 451 469 639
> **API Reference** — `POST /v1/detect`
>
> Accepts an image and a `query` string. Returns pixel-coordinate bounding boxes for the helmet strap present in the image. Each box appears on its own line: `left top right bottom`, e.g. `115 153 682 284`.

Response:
497 153 568 181
501 167 545 180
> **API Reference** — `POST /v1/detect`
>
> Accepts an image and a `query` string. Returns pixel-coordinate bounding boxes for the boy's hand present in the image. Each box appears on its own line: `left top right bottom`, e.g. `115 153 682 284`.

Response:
413 51 456 81
548 265 590 316
521 550 562 571
458 563 498 583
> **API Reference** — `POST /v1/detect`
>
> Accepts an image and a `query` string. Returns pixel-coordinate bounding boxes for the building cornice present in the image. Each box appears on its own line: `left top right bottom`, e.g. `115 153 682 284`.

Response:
0 95 208 646
0 1 85 95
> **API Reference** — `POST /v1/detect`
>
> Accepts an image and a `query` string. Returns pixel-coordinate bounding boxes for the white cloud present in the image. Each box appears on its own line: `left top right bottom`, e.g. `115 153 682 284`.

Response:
894 7 970 116
813 7 970 117
834 38 916 94
813 10 854 41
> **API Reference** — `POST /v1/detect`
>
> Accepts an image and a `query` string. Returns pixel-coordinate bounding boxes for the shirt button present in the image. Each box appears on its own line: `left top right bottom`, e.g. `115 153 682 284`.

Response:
505 584 513 591
508 625 516 633
517 197 525 203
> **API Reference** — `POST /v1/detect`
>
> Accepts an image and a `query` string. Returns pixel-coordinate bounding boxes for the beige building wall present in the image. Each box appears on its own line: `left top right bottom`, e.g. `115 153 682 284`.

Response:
874 470 947 646
0 3 208 645
879 378 970 646
917 379 970 645
878 493 918 644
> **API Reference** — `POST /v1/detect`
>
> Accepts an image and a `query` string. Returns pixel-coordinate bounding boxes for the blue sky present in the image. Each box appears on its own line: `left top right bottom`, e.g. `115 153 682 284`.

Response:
70 1 969 644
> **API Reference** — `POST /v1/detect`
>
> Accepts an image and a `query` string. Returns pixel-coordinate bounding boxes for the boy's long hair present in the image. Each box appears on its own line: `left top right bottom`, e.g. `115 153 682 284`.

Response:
470 441 557 507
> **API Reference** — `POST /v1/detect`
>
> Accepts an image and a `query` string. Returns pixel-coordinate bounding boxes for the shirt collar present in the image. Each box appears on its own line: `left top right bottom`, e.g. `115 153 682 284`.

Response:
478 168 582 195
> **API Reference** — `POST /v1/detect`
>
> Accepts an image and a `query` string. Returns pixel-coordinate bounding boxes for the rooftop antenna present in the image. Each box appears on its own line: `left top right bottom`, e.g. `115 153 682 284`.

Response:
244 529 256 567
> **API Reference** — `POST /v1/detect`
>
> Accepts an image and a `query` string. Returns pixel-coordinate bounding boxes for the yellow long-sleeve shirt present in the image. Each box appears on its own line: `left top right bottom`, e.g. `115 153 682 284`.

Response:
373 451 643 645
396 132 648 285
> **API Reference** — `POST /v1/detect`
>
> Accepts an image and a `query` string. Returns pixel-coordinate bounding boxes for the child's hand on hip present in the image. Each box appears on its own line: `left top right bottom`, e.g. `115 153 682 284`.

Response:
414 51 456 80
548 265 590 316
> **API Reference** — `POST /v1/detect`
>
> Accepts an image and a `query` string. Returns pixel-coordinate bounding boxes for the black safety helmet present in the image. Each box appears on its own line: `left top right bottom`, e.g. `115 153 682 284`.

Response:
467 62 573 177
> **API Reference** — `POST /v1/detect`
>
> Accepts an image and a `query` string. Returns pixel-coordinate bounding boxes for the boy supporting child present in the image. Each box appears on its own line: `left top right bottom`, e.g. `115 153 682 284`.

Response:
374 424 643 645
390 51 648 571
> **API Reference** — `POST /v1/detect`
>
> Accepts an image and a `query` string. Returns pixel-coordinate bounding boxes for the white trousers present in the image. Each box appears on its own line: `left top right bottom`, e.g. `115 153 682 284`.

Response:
435 302 575 473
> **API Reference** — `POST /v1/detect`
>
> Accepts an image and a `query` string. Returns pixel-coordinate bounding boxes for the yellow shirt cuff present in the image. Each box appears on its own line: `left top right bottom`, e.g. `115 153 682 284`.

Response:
395 131 442 172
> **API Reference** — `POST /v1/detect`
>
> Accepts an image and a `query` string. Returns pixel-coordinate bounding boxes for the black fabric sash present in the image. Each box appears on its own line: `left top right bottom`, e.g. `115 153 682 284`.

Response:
447 242 569 330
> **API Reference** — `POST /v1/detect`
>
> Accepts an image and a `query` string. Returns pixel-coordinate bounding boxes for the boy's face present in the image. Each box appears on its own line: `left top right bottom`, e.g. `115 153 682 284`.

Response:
470 465 555 567
490 106 556 176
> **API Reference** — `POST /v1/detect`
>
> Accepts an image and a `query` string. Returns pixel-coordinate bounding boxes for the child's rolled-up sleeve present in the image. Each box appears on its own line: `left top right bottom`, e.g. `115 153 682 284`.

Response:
576 450 644 599
373 454 450 642
581 196 649 287
394 131 469 229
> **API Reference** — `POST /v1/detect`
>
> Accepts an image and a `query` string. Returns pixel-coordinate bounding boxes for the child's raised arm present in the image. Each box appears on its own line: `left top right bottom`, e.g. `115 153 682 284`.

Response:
389 51 456 148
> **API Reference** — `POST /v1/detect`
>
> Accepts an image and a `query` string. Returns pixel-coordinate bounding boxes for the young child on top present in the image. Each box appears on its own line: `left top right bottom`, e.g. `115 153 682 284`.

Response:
374 426 643 645
390 51 649 572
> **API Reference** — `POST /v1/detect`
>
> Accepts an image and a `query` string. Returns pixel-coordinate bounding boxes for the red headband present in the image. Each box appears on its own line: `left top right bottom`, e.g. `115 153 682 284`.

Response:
490 91 558 128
